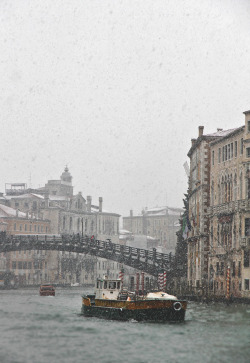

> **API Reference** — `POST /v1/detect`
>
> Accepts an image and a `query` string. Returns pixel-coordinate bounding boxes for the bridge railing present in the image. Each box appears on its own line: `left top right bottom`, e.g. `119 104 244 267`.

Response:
0 233 172 276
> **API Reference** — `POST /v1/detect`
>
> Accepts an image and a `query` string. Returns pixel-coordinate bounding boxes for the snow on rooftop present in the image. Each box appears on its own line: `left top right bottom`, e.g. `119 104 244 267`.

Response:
0 204 27 218
205 127 241 137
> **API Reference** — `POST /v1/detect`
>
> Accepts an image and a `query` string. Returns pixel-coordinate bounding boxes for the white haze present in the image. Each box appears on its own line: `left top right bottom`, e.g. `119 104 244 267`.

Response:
1 0 250 217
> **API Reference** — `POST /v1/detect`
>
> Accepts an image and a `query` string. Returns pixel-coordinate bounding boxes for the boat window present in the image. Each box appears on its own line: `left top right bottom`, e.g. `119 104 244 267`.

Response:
117 281 120 289
104 281 107 289
108 281 116 289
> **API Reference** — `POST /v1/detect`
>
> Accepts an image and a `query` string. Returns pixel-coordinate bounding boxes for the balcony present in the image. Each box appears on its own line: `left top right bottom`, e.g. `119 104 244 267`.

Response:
208 200 250 216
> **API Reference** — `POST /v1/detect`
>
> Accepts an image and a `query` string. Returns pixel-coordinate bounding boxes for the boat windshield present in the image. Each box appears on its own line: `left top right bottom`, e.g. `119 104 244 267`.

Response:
96 281 103 289
108 282 116 289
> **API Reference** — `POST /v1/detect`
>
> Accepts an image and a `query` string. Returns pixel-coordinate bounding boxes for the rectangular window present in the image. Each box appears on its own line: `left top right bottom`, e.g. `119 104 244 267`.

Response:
247 148 250 158
18 261 22 270
235 141 237 157
248 120 250 132
12 261 16 269
220 262 224 276
28 262 32 269
241 138 243 154
231 143 233 158
238 261 241 277
34 225 37 232
25 224 27 231
30 224 32 232
244 250 250 267
212 151 214 166
14 223 16 231
228 144 230 159
245 279 249 290
245 219 250 236
218 148 221 163
222 146 224 161
23 262 27 269
225 145 228 160
232 261 236 277
216 262 219 275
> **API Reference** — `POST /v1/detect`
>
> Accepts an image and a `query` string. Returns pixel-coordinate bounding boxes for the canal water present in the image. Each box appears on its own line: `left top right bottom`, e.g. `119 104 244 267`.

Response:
0 288 249 363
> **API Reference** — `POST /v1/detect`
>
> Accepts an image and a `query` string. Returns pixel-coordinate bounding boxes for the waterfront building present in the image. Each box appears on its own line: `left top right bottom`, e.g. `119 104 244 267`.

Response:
123 206 182 251
208 111 250 299
187 126 234 294
0 204 51 285
187 110 250 299
2 167 121 286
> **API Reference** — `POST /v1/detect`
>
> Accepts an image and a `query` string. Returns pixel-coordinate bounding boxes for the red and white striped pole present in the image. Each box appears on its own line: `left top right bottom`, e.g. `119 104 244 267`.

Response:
163 271 167 291
226 265 230 300
136 272 140 295
158 271 163 291
119 268 124 289
141 272 145 295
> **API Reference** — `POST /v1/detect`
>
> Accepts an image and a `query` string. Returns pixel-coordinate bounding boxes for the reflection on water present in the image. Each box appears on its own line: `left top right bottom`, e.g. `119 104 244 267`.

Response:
0 288 249 363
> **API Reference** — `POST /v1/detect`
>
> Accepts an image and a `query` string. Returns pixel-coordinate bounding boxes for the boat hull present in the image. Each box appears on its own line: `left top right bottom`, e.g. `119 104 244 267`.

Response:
40 291 55 296
82 296 187 322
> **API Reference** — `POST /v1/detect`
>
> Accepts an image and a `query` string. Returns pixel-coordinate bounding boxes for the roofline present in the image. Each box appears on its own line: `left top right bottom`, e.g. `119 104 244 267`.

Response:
187 135 221 157
209 126 244 146
243 110 250 115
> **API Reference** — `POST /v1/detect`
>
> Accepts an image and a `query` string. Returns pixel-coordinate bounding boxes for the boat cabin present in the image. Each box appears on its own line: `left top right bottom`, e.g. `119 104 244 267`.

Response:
95 276 122 300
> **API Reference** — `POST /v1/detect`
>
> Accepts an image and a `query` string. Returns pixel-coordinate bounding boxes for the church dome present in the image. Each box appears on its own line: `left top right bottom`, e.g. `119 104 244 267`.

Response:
60 166 72 184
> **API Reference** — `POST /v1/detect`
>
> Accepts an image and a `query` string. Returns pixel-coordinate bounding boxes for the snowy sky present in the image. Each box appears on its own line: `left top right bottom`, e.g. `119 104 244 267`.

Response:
1 0 250 218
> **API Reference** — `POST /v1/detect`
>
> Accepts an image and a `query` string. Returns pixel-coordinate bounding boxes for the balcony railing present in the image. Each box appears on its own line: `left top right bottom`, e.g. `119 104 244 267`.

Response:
208 199 250 215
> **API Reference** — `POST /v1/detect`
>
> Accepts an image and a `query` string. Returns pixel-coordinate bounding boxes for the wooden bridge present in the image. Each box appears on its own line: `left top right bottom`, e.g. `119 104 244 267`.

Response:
0 234 173 277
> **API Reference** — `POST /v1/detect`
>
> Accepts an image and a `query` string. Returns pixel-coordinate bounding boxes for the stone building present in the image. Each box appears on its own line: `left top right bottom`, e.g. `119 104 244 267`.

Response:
187 110 250 299
187 126 235 294
2 167 121 286
123 206 182 251
0 204 52 286
208 111 250 299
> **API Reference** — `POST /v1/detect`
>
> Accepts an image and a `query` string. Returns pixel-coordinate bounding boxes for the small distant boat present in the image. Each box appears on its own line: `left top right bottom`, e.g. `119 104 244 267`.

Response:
82 276 187 322
39 284 55 296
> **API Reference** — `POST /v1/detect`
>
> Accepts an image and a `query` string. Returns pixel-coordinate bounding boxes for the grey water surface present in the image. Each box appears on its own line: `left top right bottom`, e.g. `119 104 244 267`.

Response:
0 288 249 363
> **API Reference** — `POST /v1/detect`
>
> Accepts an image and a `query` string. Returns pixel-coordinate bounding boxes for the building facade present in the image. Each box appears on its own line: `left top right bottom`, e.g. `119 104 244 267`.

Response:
187 110 250 299
1 167 121 286
123 206 182 252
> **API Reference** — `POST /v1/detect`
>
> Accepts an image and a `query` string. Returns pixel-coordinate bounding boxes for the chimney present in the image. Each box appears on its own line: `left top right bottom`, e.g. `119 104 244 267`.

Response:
87 196 92 213
198 126 204 137
130 210 133 217
99 197 103 213
191 138 196 146
217 128 223 132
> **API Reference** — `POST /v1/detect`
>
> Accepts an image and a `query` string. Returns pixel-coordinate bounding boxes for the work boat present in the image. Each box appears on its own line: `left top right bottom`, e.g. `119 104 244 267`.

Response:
82 276 187 322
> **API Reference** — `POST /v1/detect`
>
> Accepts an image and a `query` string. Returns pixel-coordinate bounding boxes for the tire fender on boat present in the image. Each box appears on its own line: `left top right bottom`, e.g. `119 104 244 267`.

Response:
173 302 182 311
